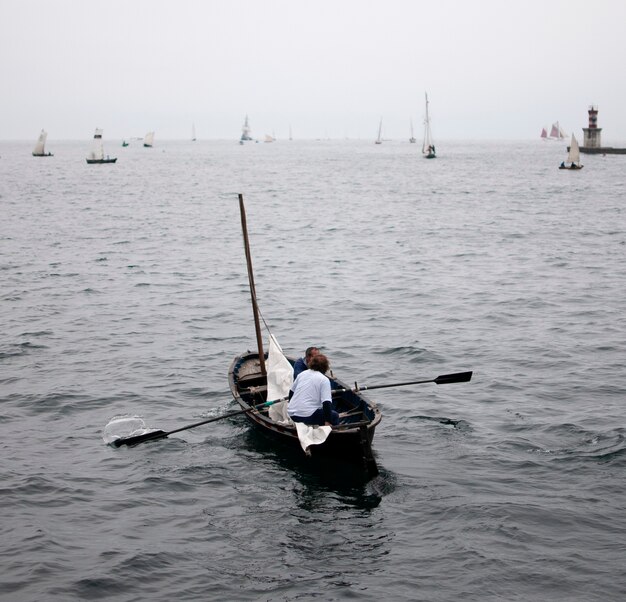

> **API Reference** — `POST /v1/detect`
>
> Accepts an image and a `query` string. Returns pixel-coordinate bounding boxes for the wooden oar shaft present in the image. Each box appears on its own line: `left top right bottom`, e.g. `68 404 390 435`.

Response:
332 371 472 394
165 405 259 436
112 397 287 448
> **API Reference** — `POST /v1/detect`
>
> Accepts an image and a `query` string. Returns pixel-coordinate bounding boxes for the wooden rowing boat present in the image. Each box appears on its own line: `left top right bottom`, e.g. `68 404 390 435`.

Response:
229 350 382 471
232 194 381 473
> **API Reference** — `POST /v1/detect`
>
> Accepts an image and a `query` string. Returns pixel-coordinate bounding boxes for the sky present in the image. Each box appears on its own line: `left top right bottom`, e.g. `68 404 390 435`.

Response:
2 0 626 141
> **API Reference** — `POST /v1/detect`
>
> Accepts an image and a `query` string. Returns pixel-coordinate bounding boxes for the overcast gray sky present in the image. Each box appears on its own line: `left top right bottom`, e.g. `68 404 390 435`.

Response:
2 0 625 141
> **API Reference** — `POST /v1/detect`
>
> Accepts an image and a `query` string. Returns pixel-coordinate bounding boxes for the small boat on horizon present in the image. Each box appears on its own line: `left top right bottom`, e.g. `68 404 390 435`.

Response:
241 115 253 142
86 129 117 164
409 119 416 143
143 131 155 147
422 92 436 158
375 118 383 144
545 121 566 140
32 129 53 157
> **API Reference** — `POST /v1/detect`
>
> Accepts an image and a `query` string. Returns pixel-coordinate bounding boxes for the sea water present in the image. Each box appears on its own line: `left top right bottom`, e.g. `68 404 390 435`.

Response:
1 138 625 601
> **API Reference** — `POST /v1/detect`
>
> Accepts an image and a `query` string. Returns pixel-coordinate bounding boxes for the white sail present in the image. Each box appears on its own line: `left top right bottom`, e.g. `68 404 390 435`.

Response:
143 131 154 147
375 118 383 144
266 335 294 424
87 128 104 161
33 129 47 155
567 134 581 164
191 123 196 141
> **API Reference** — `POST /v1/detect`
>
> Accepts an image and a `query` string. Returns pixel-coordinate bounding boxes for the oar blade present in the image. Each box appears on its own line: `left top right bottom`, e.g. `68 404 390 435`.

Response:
112 429 168 448
434 371 473 385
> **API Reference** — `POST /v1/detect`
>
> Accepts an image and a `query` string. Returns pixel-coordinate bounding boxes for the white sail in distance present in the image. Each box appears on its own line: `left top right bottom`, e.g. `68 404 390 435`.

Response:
87 129 104 161
33 130 47 155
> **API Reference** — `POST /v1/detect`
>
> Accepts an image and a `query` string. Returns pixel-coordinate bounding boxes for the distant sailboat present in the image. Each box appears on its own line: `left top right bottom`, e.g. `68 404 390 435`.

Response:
241 115 253 142
122 140 129 147
409 119 416 143
540 126 548 140
559 134 583 170
191 123 196 141
264 133 275 143
86 129 117 164
422 93 436 158
32 129 53 157
375 118 383 144
143 131 155 147
549 121 566 140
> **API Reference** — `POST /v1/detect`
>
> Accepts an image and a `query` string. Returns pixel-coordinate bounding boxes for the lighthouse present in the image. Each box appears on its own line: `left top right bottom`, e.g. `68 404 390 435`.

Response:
578 105 626 154
582 105 602 149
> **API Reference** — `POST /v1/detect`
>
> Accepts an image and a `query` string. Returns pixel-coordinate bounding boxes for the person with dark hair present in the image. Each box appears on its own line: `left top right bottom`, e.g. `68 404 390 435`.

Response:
288 353 339 426
293 346 320 378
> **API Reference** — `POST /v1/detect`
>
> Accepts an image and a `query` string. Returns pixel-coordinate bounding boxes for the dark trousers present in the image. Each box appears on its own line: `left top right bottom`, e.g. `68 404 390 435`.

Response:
291 408 339 426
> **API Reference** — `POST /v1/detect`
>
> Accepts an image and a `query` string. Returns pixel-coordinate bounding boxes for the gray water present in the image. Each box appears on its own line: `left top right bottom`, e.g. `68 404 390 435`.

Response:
1 139 625 601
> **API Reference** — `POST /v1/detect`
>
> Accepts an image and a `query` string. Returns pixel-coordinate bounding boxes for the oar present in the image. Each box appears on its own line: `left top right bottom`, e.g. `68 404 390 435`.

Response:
332 371 473 394
111 398 285 448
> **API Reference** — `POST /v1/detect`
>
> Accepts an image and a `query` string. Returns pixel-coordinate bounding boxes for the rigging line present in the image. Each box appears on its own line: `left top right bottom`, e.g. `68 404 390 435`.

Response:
253 296 275 341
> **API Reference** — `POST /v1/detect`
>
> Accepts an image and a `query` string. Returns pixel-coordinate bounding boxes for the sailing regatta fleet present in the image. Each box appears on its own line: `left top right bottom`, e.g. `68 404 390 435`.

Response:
26 103 608 169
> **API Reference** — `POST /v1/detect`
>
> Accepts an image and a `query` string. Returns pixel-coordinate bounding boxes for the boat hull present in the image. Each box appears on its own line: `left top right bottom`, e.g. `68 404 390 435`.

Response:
86 158 117 164
228 352 381 468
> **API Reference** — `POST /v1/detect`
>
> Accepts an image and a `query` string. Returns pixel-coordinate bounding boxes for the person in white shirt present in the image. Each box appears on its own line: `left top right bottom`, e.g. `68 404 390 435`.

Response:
287 354 339 426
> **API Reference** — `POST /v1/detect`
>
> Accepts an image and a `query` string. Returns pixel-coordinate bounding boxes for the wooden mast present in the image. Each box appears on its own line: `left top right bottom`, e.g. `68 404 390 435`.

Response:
238 194 266 376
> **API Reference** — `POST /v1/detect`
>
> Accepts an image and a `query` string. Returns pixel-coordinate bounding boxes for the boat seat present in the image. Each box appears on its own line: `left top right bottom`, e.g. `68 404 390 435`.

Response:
237 373 266 388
